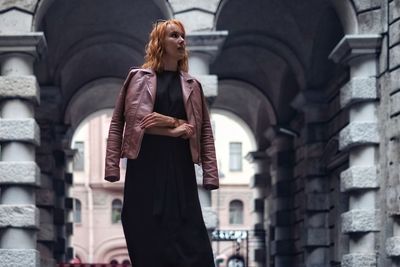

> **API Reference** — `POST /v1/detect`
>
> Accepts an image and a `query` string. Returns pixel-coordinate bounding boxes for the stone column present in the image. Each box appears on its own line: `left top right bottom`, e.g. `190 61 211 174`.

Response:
186 31 227 231
329 35 382 267
266 126 295 267
246 151 270 267
0 33 46 267
292 90 331 267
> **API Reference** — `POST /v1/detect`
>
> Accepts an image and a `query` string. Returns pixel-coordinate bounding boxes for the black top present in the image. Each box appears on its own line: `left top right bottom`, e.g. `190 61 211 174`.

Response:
155 70 187 120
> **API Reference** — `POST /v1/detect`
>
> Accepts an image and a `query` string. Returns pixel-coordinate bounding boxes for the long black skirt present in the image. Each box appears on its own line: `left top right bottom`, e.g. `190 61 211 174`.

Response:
121 134 215 267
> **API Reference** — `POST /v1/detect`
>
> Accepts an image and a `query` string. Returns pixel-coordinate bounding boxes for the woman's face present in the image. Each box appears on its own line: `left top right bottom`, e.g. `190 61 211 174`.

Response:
163 23 185 62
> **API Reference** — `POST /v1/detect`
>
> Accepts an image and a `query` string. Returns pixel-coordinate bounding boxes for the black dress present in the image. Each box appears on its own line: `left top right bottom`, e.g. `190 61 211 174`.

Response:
121 70 215 267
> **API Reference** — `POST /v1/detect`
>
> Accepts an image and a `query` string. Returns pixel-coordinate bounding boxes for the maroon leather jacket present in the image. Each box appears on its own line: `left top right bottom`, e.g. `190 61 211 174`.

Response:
104 68 219 190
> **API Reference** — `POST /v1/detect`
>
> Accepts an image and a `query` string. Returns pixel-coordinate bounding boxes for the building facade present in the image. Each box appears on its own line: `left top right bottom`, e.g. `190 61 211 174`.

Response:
1 0 400 266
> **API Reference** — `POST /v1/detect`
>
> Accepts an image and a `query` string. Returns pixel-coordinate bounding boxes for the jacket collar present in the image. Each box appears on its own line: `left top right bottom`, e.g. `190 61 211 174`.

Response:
141 68 195 104
140 68 195 82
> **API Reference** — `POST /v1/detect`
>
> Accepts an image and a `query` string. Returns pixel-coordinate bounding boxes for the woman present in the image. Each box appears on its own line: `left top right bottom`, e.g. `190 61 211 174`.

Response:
104 19 219 267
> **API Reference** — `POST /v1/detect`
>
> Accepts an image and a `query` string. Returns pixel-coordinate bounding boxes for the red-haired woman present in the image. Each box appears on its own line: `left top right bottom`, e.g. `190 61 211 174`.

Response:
104 19 219 267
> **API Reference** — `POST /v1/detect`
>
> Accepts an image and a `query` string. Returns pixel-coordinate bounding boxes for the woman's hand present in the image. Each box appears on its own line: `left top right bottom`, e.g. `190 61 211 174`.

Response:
140 112 175 129
171 123 195 139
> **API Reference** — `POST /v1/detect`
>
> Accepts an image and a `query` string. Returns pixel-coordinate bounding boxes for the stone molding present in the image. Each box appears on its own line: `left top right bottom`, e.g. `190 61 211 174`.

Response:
0 0 38 13
0 32 46 58
341 77 377 108
353 0 380 13
186 31 228 59
329 34 382 64
0 75 40 104
340 166 378 192
341 209 380 233
0 118 40 145
246 150 269 162
339 122 379 151
0 249 39 267
0 205 39 228
342 253 377 267
0 161 40 186
386 236 400 257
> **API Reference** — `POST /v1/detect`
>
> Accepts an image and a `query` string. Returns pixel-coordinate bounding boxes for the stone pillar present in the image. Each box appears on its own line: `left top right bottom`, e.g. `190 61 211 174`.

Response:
329 35 382 267
247 151 270 267
186 31 227 231
292 90 331 267
0 33 46 266
266 126 295 267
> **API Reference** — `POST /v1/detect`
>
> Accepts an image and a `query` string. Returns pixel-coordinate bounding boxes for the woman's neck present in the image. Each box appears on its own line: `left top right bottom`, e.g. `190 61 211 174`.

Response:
162 57 178 71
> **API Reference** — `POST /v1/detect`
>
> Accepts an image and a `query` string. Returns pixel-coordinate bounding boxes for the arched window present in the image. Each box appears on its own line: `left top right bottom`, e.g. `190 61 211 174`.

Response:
110 259 118 265
229 200 244 225
112 199 122 224
122 259 131 266
73 199 82 224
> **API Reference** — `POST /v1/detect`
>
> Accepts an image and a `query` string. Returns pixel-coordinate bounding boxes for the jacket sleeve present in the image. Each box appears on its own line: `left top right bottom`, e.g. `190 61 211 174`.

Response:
104 69 136 182
198 81 219 190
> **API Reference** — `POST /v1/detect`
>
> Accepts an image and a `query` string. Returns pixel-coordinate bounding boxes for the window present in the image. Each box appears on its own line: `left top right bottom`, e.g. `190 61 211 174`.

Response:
229 142 242 171
73 141 85 171
112 199 123 224
229 200 244 225
73 199 82 224
110 259 118 266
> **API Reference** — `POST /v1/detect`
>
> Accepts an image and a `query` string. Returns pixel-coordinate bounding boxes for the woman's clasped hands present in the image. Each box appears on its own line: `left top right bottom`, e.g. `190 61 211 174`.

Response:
140 112 194 139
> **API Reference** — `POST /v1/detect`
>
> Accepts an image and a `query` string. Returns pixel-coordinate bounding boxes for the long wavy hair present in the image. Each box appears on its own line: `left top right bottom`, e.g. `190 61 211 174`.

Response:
142 19 189 72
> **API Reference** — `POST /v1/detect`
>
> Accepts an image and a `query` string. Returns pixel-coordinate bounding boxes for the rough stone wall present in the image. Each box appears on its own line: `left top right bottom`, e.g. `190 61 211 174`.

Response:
289 68 350 267
378 0 400 266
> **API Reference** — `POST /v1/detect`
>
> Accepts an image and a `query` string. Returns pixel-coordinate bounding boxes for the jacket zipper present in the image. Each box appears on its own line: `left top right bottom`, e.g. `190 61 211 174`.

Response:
190 99 201 163
134 77 154 158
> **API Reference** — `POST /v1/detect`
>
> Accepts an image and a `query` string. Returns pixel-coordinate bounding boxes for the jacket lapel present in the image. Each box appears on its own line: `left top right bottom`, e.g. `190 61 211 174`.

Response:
144 69 157 105
180 71 194 104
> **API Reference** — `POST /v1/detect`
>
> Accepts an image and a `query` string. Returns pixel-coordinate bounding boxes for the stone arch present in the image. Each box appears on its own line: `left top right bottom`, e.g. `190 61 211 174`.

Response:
64 77 123 134
213 79 276 150
32 0 55 31
52 33 144 86
330 0 358 34
220 33 307 91
32 0 173 31
215 0 358 34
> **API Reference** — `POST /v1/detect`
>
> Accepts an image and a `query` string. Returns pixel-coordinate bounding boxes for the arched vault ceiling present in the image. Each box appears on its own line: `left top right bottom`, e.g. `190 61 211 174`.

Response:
35 0 169 111
212 0 344 125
